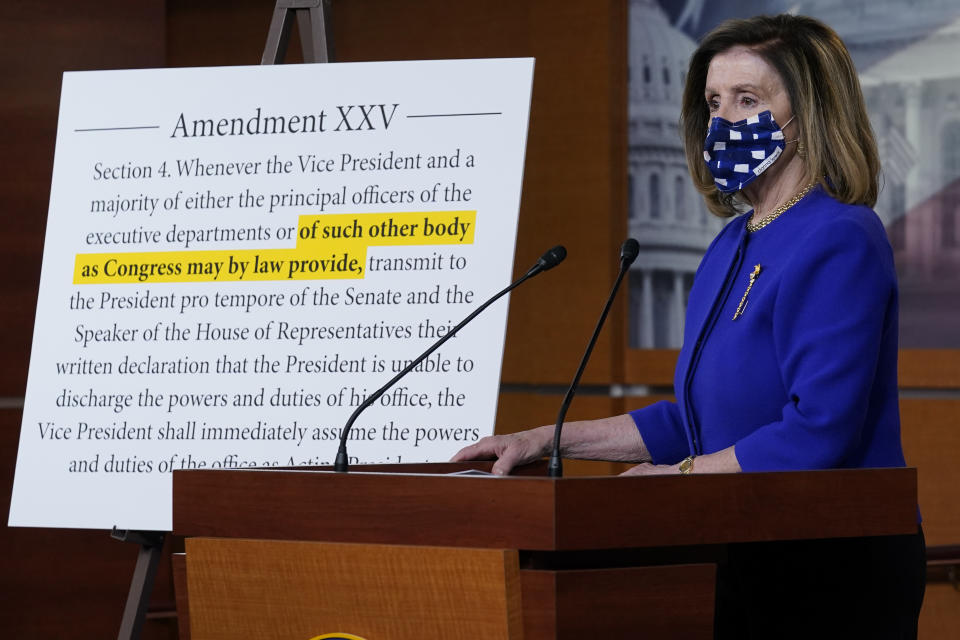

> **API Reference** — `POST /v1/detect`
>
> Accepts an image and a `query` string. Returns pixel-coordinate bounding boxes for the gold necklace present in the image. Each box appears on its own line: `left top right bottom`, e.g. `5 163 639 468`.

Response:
746 182 817 232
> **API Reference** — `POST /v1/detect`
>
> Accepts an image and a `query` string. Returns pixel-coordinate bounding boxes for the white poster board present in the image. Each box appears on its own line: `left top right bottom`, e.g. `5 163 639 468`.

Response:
9 58 534 530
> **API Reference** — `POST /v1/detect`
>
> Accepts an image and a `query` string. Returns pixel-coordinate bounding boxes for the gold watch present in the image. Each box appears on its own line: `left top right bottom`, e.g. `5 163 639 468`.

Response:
678 456 695 475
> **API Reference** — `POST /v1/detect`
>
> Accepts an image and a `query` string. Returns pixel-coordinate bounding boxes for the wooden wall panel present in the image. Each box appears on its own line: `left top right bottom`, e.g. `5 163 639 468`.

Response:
166 0 275 67
902 397 960 636
919 584 960 640
899 351 960 389
0 2 174 637
0 1 166 396
504 0 628 386
900 398 960 547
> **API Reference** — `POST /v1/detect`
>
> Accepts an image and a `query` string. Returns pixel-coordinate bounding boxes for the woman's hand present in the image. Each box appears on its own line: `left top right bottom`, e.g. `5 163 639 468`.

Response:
451 414 652 475
619 446 742 476
450 426 553 476
620 462 679 476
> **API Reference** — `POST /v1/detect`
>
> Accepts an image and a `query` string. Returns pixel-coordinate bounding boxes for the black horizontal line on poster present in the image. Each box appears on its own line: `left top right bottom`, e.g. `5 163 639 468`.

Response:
74 126 161 132
406 112 502 118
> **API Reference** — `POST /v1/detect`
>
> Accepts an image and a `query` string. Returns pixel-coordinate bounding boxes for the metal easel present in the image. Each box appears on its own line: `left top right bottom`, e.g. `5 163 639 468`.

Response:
114 4 335 639
115 527 166 640
262 0 334 64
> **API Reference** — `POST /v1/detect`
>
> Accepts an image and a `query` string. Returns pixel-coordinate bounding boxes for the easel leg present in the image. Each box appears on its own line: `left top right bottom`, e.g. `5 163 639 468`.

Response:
262 0 334 64
114 528 166 640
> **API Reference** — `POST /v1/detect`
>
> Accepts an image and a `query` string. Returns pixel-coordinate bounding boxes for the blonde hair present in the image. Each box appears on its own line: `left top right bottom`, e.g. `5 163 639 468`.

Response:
681 14 879 217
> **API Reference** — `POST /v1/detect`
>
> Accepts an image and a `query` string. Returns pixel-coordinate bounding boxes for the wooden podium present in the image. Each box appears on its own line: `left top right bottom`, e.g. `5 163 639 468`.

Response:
171 462 917 639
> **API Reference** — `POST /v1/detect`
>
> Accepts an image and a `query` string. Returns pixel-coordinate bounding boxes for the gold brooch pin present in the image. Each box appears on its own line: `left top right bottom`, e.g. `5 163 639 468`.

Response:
733 264 762 320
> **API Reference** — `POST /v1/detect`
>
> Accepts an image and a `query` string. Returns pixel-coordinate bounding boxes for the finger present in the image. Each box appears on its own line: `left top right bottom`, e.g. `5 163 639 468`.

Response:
491 435 543 476
491 447 524 476
450 437 499 462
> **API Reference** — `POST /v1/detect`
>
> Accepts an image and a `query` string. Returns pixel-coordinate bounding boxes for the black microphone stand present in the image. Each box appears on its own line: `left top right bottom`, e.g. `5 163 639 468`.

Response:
547 239 639 477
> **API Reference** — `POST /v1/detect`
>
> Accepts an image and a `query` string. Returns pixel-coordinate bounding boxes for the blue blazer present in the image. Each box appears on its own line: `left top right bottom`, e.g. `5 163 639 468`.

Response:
630 187 908 472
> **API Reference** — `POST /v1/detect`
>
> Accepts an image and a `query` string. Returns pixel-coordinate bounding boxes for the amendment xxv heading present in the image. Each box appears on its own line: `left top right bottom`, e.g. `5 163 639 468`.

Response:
170 105 400 138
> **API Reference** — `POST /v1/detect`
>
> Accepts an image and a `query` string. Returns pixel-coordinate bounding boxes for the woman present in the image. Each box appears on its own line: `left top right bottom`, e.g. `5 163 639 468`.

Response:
453 14 924 637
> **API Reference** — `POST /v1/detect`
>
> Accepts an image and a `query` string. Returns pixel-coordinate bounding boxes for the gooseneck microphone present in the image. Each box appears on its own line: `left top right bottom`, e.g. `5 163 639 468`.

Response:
334 245 567 472
546 238 639 477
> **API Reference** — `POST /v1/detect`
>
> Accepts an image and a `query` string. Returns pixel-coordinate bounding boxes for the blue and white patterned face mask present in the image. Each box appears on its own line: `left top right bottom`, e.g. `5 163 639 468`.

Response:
702 110 793 193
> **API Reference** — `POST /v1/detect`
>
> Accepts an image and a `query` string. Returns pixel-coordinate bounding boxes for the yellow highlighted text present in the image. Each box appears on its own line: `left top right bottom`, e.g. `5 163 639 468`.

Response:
74 211 475 284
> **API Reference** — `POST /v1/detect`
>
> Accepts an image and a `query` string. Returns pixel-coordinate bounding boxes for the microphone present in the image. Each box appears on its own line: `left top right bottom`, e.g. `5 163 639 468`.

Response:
334 245 567 472
525 244 567 277
546 238 639 477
